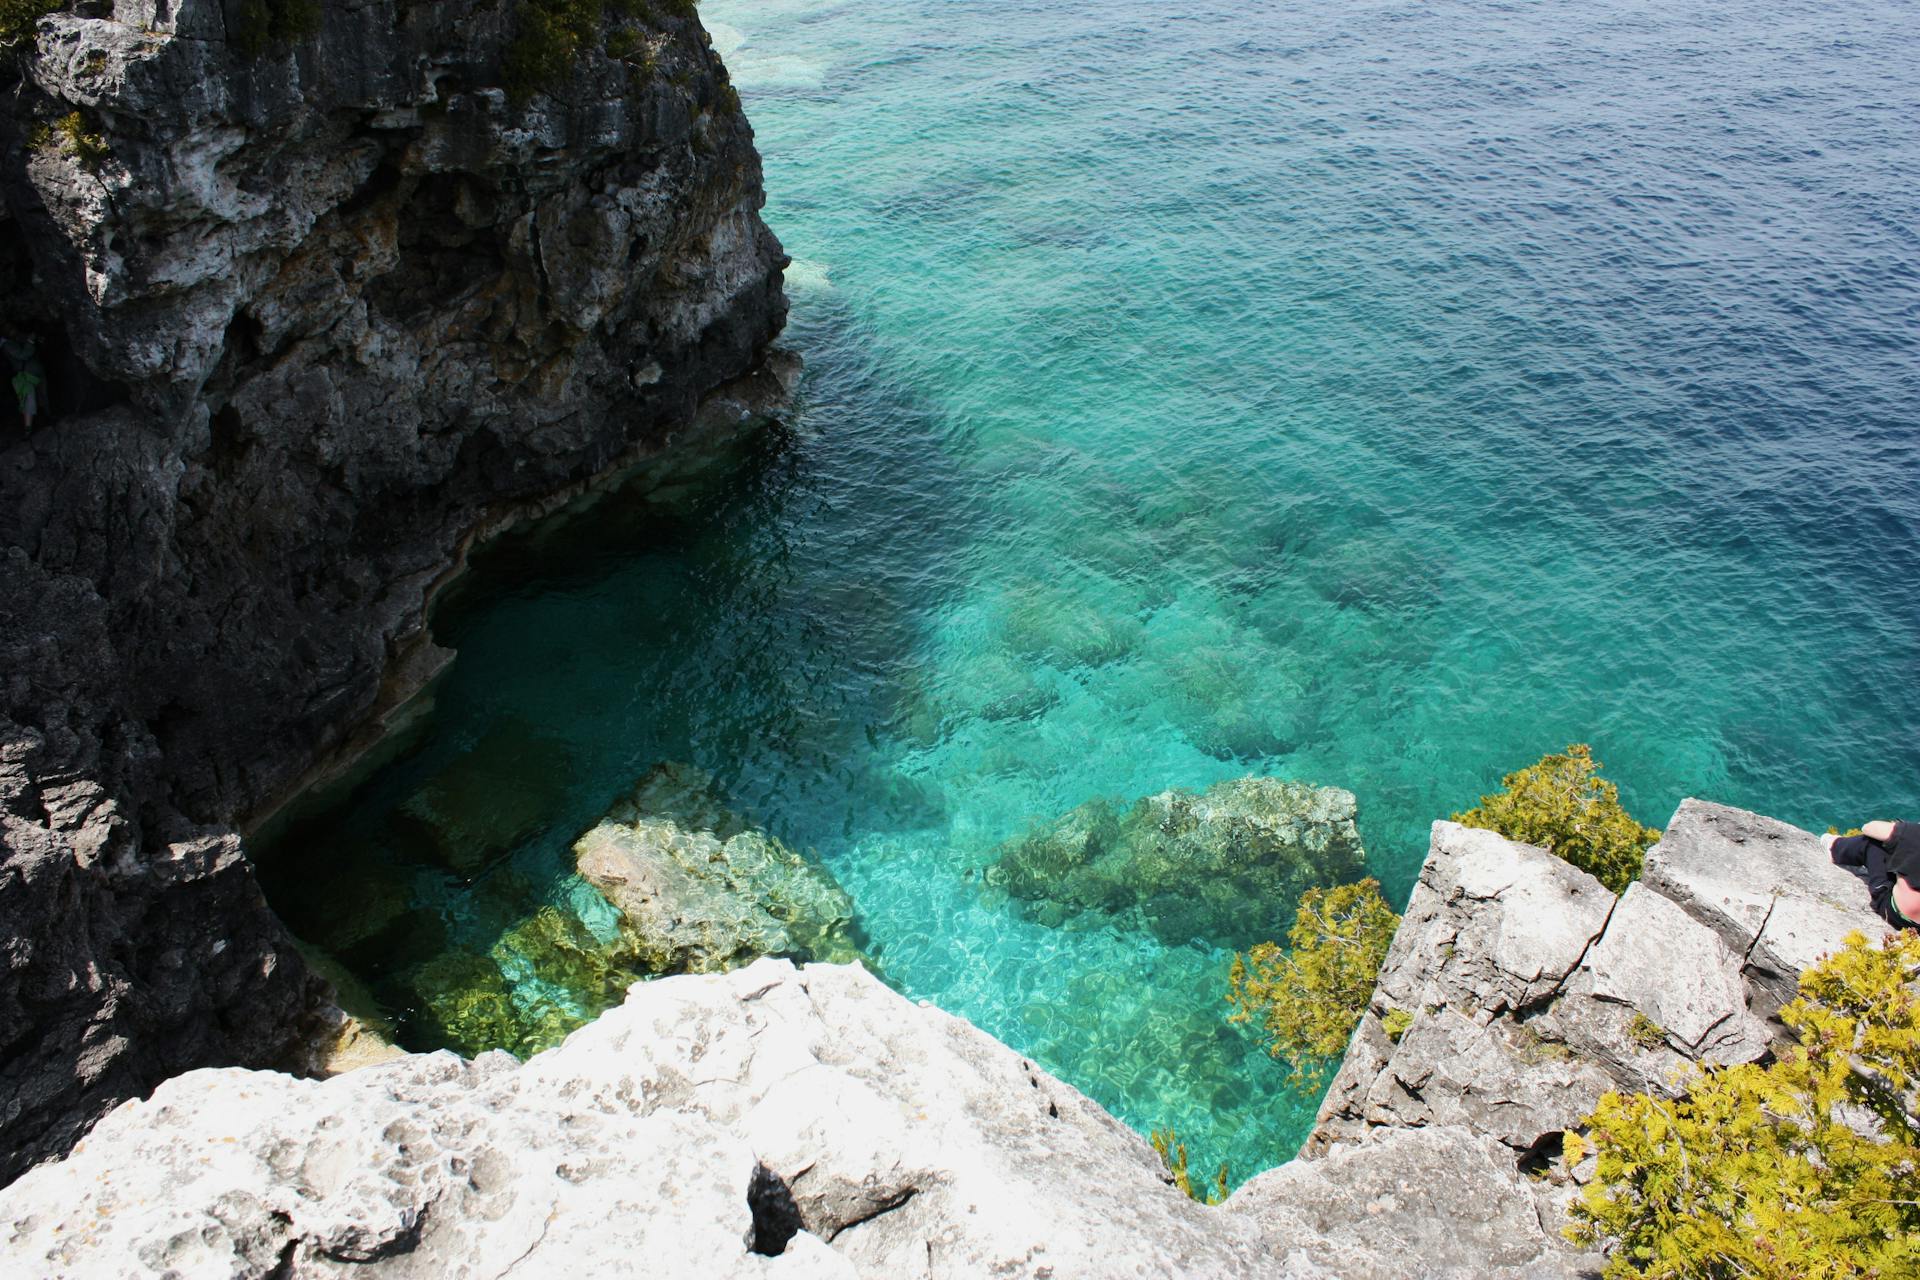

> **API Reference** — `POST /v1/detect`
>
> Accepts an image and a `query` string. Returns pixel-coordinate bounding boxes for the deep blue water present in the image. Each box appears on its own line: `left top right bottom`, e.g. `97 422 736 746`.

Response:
260 0 1920 1183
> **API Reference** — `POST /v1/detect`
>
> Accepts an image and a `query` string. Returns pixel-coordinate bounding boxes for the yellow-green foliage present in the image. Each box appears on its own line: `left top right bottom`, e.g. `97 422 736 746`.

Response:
1382 1007 1414 1043
1453 743 1659 893
1227 877 1400 1086
1150 1127 1228 1206
1567 931 1920 1279
31 111 108 169
1627 1011 1666 1050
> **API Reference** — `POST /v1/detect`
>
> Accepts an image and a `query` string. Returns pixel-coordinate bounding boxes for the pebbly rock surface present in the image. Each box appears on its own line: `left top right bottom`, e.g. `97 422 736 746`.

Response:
0 0 787 1181
576 763 862 974
1304 801 1891 1264
987 775 1367 949
0 957 1573 1280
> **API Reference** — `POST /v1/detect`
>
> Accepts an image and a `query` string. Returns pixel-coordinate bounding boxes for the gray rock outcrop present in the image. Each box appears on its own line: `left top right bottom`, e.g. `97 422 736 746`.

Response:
1305 800 1891 1266
987 775 1367 948
0 957 1572 1280
575 762 861 973
0 0 788 1180
1642 799 1889 1016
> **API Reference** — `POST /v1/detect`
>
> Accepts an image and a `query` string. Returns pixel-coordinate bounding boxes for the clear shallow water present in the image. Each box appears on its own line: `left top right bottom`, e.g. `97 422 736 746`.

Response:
259 0 1920 1182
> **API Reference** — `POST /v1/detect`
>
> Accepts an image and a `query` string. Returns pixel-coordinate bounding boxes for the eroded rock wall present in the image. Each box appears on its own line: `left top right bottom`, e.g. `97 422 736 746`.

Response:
0 0 787 1182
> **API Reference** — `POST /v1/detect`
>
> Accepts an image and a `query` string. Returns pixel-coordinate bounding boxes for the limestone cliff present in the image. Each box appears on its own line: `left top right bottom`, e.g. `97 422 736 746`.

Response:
13 799 1876 1277
1291 799 1892 1272
0 0 788 1182
0 958 1577 1278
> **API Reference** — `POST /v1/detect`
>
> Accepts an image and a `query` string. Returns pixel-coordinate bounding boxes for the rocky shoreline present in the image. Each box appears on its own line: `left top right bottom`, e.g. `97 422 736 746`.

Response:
0 3 1898 1275
3 799 1885 1277
0 0 788 1182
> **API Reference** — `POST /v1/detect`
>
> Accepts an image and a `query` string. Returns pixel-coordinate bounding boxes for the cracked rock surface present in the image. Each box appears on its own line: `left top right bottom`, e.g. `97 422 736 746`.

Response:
1306 804 1891 1266
2 802 1872 1278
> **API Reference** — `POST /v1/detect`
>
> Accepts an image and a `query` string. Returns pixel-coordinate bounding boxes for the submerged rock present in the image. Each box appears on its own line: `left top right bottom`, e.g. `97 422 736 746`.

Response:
988 776 1367 948
576 764 862 974
394 722 572 877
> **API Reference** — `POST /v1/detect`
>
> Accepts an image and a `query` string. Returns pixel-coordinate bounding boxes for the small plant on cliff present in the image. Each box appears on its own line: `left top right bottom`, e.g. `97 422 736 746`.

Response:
1626 1011 1666 1051
1566 931 1920 1279
505 0 602 100
30 111 108 170
1227 877 1400 1087
1453 744 1659 893
1150 1127 1229 1205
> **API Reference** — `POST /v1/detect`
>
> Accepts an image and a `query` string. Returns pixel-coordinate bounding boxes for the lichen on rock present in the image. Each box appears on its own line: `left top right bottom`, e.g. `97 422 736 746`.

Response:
987 775 1368 948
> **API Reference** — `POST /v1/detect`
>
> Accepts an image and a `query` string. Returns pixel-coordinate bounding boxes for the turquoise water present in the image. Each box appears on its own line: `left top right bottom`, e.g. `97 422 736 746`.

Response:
260 0 1920 1183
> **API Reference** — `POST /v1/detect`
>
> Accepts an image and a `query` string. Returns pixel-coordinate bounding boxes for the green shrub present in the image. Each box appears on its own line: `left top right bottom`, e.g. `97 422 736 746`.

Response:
1382 1007 1413 1043
1453 744 1659 893
31 111 108 169
1150 1127 1228 1206
1627 1011 1666 1050
1567 931 1920 1279
505 0 597 100
1227 877 1400 1086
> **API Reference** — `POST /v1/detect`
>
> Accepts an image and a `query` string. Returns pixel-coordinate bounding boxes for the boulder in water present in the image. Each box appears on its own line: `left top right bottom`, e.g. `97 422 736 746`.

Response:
988 776 1367 948
576 764 862 974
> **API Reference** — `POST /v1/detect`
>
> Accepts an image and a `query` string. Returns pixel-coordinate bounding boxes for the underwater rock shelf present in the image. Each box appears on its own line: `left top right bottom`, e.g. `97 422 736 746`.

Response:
2 800 1882 1278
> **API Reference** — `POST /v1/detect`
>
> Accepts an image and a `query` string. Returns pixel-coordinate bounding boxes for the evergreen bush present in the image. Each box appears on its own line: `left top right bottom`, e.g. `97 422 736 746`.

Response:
1568 931 1920 1279
1453 744 1659 893
1226 877 1400 1086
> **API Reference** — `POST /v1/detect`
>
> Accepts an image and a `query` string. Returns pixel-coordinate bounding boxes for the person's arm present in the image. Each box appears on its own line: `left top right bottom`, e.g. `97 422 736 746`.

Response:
1863 820 1896 842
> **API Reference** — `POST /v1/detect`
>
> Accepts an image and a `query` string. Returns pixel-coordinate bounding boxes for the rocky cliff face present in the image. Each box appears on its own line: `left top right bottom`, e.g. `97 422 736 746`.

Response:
0 0 788 1183
1296 799 1891 1271
13 800 1870 1278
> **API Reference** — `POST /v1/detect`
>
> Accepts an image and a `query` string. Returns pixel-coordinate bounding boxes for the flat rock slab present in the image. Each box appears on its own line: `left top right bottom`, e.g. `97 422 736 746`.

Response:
1358 1007 1617 1153
1585 882 1771 1063
1644 799 1889 1011
1375 821 1616 1018
1224 1125 1587 1279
